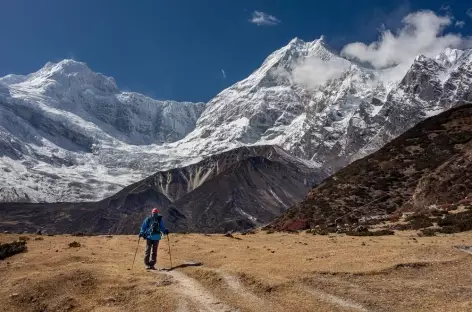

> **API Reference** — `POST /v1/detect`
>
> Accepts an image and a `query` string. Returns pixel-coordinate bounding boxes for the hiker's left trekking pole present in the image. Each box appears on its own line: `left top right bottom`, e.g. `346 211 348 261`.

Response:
166 234 173 269
130 237 140 270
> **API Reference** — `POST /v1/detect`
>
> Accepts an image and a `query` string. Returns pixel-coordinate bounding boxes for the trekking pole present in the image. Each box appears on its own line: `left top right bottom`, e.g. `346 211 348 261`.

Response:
130 237 140 270
166 234 173 269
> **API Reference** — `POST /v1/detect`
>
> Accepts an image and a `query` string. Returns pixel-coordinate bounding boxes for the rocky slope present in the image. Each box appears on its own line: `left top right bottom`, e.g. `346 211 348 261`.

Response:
271 104 472 231
1 39 472 202
0 146 322 233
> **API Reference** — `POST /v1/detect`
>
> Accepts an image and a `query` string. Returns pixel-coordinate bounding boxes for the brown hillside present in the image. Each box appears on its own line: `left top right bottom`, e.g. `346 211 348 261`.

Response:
272 104 472 231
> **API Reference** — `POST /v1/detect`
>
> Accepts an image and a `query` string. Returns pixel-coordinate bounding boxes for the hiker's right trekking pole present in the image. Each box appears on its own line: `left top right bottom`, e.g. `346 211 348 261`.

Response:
166 234 173 269
130 237 140 270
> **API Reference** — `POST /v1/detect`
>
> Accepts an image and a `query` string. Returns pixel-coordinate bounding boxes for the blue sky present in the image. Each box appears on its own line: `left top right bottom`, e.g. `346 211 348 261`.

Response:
1 1 471 102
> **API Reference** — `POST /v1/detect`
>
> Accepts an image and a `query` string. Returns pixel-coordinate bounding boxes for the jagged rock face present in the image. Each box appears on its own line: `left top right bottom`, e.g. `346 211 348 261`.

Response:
0 146 323 233
1 39 471 203
351 49 472 163
270 105 472 231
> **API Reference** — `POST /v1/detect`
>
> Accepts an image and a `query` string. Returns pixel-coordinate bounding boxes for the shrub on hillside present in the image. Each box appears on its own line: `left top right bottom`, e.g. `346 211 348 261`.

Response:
346 229 394 236
18 236 30 241
401 215 435 230
438 226 460 234
68 241 81 248
430 209 447 217
0 241 27 260
307 228 329 235
437 210 472 232
418 228 437 237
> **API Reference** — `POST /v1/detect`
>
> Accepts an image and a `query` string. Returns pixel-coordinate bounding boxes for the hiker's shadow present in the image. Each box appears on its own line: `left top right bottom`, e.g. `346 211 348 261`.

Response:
163 261 202 271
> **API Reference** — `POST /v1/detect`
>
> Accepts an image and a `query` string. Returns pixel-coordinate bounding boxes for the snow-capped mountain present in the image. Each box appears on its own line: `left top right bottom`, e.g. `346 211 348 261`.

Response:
0 60 205 201
179 38 472 172
1 38 471 202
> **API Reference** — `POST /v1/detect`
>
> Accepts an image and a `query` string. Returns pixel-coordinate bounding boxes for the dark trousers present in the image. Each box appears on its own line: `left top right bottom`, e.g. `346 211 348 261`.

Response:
144 239 159 266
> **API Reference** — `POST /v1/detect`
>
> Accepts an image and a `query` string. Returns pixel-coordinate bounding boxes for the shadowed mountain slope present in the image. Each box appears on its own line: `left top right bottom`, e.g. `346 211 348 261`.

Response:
0 146 322 234
271 104 472 231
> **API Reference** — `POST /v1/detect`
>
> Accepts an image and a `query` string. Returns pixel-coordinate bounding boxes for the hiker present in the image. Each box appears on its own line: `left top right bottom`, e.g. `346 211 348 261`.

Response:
139 208 169 270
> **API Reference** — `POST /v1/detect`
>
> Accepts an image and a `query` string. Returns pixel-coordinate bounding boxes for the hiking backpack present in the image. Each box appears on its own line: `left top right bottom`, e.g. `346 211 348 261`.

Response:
148 215 162 235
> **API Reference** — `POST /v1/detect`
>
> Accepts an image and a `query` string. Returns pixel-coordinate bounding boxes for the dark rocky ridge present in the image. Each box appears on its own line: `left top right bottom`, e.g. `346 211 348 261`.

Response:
0 146 322 234
271 104 472 231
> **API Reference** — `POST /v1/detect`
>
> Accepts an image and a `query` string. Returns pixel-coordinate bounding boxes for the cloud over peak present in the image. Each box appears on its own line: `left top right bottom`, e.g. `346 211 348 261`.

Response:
290 10 472 89
341 10 472 69
250 11 280 26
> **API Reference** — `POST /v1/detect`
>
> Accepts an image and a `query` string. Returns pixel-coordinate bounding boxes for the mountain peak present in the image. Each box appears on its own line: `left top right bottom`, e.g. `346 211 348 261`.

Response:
288 37 304 46
286 36 327 49
37 59 92 77
24 59 119 93
275 36 334 64
435 48 464 67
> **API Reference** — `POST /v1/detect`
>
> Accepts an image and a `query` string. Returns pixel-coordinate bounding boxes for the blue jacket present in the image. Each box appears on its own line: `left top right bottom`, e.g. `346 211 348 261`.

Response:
140 214 167 241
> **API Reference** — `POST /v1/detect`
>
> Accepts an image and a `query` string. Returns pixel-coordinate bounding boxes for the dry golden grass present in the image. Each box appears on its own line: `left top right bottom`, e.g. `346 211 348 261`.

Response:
1 231 472 312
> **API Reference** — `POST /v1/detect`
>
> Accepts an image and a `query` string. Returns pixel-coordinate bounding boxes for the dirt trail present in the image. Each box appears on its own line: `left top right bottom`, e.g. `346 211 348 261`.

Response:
305 287 370 312
456 246 472 255
160 270 239 312
214 268 275 312
222 274 265 305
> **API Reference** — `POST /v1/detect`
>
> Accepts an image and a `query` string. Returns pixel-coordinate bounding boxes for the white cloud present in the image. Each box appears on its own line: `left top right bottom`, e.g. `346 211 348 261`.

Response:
440 4 451 14
341 10 472 69
456 20 466 28
467 8 472 19
250 11 280 26
288 10 472 89
292 57 349 88
221 69 226 79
